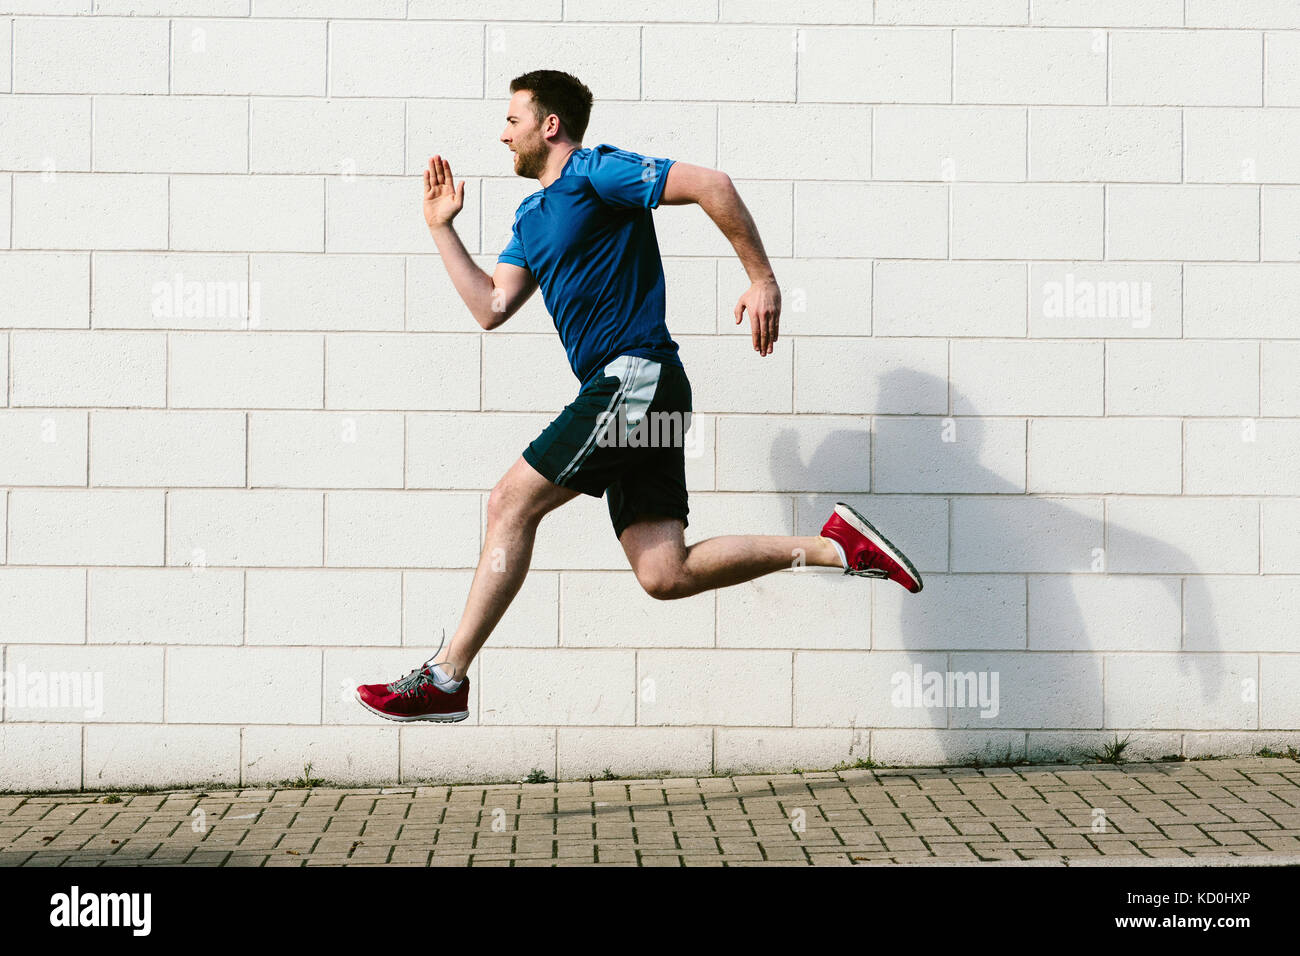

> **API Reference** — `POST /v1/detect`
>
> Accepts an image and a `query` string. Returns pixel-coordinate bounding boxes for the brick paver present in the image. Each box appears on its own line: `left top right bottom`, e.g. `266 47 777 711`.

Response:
2 757 1298 867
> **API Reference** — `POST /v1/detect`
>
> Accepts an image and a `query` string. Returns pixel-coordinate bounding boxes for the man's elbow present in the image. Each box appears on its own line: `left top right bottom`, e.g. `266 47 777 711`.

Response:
475 309 505 331
700 170 737 207
475 293 511 330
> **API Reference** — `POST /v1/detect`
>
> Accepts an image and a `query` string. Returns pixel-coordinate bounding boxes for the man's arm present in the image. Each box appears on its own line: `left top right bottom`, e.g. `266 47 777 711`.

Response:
423 155 537 330
659 161 780 356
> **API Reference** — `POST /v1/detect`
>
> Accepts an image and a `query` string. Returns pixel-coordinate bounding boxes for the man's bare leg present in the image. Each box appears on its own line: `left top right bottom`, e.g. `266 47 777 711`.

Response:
618 516 842 601
433 456 578 679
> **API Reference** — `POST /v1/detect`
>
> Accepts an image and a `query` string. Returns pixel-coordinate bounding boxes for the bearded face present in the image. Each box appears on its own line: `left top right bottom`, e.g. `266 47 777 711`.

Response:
511 124 549 179
502 89 560 181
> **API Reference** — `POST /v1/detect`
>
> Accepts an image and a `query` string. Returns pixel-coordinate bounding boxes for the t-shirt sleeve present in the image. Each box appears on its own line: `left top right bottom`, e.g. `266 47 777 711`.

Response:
497 216 528 268
586 144 676 210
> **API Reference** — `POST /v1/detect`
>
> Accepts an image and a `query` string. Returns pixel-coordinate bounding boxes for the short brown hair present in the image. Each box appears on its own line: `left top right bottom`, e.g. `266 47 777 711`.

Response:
509 69 594 142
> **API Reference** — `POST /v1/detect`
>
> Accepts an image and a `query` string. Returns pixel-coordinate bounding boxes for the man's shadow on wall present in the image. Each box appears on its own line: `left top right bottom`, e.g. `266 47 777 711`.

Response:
766 367 1226 767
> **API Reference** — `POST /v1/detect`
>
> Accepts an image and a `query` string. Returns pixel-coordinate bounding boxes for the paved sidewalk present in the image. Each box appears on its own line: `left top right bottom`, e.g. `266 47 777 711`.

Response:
2 757 1298 867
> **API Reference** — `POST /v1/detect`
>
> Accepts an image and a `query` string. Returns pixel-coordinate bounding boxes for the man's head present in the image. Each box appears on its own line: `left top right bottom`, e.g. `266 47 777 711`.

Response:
501 70 594 179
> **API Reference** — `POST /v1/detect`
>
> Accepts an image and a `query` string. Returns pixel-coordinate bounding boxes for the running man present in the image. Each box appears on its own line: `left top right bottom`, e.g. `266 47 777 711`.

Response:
356 70 922 722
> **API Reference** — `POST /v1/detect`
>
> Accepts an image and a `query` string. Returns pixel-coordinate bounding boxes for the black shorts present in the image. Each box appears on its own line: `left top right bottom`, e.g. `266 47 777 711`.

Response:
522 354 692 539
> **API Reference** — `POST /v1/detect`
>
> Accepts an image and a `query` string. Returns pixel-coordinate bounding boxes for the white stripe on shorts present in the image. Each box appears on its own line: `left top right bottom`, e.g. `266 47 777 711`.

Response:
555 355 641 485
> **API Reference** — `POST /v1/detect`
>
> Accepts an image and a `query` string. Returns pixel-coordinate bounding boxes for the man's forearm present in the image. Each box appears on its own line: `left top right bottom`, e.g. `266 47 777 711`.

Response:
697 177 775 283
428 223 495 324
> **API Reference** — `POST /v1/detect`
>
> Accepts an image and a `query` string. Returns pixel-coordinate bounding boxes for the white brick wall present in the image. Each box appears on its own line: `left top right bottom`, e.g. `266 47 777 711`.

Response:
2 2 1297 789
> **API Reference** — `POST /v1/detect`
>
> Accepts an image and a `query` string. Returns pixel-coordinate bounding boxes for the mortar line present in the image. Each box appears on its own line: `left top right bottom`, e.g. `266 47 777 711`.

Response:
949 27 954 103
1258 29 1268 106
794 27 799 102
1179 108 1185 183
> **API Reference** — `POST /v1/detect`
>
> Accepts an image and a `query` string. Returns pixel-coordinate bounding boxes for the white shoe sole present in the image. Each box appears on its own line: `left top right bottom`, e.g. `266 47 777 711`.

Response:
354 689 469 723
834 502 923 592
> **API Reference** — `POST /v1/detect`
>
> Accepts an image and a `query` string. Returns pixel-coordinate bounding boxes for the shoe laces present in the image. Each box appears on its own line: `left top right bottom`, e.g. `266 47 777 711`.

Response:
385 628 454 696
845 553 890 579
386 665 434 696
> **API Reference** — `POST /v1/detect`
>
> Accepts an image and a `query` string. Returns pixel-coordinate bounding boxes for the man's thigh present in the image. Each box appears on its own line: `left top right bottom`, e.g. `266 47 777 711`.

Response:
606 448 690 541
517 356 693 534
605 359 693 539
494 454 582 519
519 369 625 498
618 515 687 574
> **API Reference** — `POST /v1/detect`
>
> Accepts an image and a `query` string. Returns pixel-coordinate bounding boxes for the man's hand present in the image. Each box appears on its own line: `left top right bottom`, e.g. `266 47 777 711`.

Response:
423 155 465 232
735 277 781 356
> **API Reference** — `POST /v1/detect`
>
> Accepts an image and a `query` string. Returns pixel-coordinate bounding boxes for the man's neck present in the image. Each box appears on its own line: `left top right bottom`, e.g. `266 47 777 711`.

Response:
539 144 581 188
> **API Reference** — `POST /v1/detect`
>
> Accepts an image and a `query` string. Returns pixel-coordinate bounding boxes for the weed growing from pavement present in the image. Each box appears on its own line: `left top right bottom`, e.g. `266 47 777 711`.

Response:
281 762 325 789
832 758 880 771
965 744 1029 769
1087 733 1134 765
1258 746 1300 762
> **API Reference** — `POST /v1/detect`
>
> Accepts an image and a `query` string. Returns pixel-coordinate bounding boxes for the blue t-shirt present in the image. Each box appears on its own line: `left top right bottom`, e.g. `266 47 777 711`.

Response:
497 144 684 387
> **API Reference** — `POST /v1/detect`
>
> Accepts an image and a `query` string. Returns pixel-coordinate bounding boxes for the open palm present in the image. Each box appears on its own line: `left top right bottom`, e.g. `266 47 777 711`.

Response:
423 155 465 230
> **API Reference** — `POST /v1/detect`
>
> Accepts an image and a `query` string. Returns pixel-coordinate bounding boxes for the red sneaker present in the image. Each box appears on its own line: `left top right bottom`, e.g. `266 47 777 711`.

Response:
355 661 470 722
821 501 923 593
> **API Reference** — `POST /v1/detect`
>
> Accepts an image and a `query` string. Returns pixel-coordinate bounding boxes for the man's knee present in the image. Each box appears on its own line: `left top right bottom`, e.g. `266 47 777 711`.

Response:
487 467 562 528
635 560 690 601
487 476 534 528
